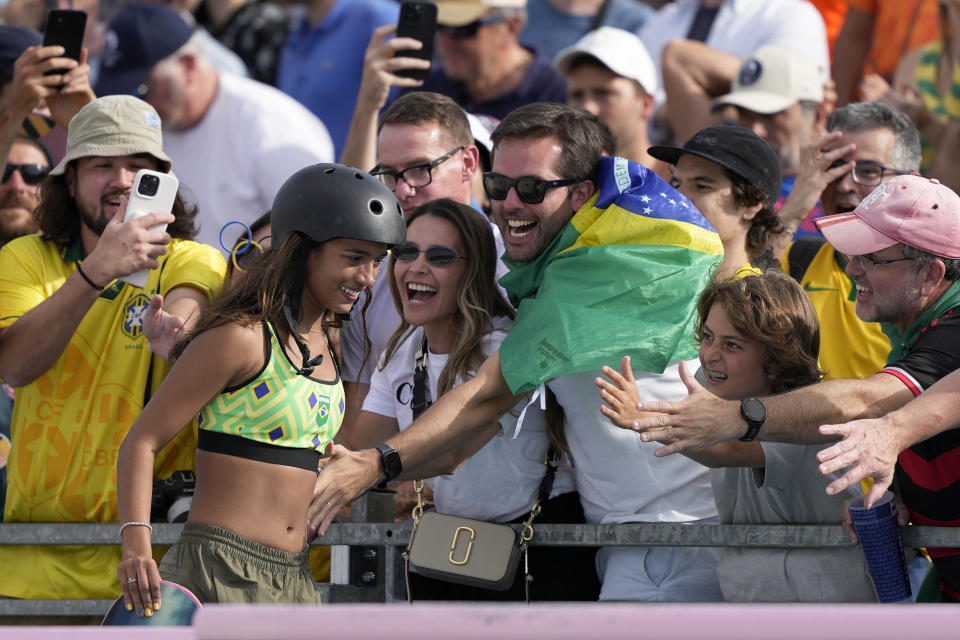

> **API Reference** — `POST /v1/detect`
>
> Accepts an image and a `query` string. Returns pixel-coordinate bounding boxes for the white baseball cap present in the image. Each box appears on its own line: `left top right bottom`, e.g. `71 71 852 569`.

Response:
714 45 823 115
553 26 657 95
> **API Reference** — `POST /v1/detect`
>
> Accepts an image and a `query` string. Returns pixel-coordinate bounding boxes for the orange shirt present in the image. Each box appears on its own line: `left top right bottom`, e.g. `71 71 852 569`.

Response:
809 0 848 58
845 0 941 77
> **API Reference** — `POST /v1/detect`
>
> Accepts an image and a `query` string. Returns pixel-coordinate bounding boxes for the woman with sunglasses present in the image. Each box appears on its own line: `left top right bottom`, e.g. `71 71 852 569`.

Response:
338 198 587 601
115 164 404 611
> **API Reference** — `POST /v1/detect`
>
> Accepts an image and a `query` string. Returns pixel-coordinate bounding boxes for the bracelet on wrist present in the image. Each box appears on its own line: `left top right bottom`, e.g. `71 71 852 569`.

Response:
119 521 153 538
76 262 105 292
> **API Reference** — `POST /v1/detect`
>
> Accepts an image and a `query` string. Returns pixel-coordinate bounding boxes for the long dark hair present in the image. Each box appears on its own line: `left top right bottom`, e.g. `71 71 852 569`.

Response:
170 231 341 360
381 199 514 395
35 172 197 248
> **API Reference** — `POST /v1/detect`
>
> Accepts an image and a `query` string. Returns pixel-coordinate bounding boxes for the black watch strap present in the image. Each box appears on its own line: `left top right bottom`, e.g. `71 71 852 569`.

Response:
375 443 402 482
739 397 767 442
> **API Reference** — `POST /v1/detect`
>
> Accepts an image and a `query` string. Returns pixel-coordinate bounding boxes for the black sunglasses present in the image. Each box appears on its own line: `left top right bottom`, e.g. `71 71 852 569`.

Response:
2 163 48 186
392 242 466 267
437 15 504 39
482 172 584 205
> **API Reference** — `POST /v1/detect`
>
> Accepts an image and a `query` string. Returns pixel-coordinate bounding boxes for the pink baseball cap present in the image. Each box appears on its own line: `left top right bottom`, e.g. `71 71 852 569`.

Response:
815 175 960 260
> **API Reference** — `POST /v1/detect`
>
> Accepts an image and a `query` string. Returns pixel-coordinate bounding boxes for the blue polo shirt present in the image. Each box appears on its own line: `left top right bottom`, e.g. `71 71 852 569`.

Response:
277 0 399 156
405 48 567 120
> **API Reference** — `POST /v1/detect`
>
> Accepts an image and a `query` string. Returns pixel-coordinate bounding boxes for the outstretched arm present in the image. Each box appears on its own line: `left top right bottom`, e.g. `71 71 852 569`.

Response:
597 358 763 468
630 371 914 456
818 367 960 508
307 350 518 536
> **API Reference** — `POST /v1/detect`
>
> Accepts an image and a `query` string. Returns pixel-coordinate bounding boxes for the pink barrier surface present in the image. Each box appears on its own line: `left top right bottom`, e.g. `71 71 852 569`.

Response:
6 629 192 639
194 603 960 640
10 603 960 639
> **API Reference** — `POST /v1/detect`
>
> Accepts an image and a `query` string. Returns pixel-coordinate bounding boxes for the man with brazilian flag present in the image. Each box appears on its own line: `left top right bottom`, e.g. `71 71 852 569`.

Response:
311 103 727 601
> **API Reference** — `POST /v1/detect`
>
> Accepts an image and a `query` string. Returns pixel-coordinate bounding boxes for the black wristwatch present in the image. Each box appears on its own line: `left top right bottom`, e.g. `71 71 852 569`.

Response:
374 443 402 482
739 398 767 442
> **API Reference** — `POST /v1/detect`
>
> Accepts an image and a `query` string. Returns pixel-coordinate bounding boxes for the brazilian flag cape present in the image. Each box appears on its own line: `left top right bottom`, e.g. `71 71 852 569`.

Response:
498 156 724 395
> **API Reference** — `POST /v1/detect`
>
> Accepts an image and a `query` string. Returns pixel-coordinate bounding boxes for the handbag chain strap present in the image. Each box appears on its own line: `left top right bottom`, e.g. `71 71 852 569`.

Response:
403 331 560 602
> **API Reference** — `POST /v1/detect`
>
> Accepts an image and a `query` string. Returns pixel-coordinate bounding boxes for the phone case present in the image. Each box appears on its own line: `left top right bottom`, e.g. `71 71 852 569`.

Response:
42 9 87 66
122 170 179 288
395 1 437 81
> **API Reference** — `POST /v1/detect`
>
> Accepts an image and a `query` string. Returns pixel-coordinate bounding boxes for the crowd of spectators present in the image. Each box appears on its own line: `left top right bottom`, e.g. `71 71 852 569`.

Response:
2 0 960 617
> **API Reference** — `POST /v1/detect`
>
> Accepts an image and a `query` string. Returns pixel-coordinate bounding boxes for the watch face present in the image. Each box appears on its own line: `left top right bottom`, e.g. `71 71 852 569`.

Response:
377 444 402 480
742 397 766 423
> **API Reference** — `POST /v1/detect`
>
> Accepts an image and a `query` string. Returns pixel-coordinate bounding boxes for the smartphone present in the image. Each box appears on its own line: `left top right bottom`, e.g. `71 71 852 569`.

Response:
395 1 437 81
122 170 179 288
41 9 87 79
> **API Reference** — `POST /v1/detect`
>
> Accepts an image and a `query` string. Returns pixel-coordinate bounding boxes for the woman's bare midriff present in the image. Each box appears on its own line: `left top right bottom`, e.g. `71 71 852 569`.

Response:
188 449 317 553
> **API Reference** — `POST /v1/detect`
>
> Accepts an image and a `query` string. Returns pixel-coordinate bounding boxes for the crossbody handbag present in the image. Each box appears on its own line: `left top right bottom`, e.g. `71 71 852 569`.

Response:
402 333 558 601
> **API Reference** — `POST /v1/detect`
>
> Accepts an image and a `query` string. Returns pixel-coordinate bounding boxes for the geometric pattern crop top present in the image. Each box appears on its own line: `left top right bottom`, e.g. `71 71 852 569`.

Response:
197 321 345 454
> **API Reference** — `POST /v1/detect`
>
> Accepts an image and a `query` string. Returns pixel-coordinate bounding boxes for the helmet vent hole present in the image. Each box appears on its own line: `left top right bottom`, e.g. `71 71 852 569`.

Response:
354 172 364 180
369 199 384 215
323 167 335 175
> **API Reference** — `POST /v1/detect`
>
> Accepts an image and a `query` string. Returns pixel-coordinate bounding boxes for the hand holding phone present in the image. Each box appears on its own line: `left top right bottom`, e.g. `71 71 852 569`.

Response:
395 1 437 81
122 170 179 288
41 9 87 81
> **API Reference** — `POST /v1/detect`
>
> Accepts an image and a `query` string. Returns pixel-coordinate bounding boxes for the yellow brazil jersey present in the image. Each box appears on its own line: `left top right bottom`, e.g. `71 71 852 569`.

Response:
781 241 891 381
0 235 225 599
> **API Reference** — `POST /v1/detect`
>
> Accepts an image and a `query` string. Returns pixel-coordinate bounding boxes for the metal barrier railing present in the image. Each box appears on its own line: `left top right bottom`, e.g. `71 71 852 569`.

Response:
1 492 957 616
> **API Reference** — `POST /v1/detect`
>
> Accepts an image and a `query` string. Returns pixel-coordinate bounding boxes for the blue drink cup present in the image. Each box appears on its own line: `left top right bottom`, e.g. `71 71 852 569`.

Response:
848 491 911 603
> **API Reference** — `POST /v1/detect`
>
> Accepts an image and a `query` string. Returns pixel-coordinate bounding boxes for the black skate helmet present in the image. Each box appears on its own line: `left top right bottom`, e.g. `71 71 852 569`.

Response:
272 163 406 248
272 163 406 376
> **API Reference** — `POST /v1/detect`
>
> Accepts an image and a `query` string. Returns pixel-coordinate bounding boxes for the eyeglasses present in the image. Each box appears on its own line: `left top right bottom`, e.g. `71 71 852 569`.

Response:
847 253 919 272
372 147 463 191
231 236 271 272
391 242 466 267
482 172 584 205
828 160 909 187
2 163 48 186
437 15 505 39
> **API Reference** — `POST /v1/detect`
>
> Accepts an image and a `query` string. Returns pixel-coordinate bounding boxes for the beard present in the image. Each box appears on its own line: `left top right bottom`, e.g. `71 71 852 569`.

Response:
0 190 39 244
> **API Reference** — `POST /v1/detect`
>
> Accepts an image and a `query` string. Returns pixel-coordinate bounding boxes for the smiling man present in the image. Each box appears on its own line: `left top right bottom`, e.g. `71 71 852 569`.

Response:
780 102 921 381
0 95 225 600
312 102 728 602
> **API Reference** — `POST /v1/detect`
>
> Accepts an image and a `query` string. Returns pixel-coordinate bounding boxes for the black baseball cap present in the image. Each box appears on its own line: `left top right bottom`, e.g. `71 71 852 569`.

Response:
94 4 193 98
0 25 42 78
649 125 782 207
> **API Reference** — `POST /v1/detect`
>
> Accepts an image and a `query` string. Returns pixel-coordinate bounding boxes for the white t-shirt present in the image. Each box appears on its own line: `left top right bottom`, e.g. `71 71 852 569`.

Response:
163 73 335 251
547 362 718 524
341 221 510 384
363 316 575 522
640 0 830 107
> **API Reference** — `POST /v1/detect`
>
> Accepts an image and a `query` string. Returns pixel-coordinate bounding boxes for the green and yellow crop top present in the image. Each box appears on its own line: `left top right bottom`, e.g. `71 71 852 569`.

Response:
196 321 345 471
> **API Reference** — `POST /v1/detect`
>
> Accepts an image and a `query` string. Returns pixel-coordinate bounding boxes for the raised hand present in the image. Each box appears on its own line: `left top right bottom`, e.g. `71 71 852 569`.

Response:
630 361 743 456
356 24 431 111
307 443 382 539
81 206 174 287
596 355 655 428
142 294 185 361
817 414 901 509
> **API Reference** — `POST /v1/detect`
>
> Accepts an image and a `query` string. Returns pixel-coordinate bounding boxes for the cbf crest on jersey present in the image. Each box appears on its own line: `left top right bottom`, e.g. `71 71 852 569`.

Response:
122 293 151 340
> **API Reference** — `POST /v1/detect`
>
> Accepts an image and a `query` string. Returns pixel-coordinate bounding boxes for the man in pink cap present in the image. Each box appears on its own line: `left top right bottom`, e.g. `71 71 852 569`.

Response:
620 173 960 602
